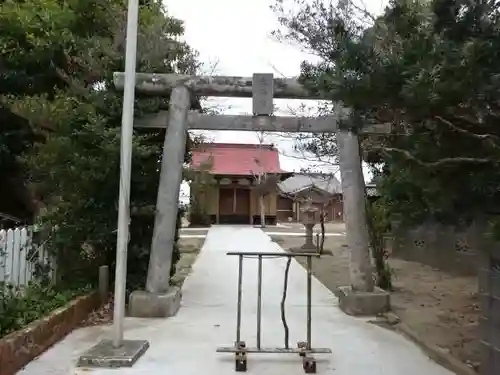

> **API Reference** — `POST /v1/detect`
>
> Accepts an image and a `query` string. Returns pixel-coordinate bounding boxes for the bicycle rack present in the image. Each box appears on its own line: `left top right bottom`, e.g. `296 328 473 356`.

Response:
216 251 332 373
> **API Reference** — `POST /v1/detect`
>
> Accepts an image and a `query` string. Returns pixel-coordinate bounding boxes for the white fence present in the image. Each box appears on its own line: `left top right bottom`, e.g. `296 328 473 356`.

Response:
0 226 55 287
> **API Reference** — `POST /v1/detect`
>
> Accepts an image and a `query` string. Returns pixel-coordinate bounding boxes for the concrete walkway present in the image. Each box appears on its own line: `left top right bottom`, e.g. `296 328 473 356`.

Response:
180 232 345 239
19 226 452 375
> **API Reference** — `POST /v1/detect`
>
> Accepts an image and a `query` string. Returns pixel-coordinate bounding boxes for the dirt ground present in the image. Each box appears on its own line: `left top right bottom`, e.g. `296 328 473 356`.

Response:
271 234 480 372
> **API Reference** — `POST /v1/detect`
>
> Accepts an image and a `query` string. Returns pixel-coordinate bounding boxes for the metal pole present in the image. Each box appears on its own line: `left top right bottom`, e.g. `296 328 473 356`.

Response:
236 254 243 343
257 255 262 349
112 0 139 348
306 256 312 350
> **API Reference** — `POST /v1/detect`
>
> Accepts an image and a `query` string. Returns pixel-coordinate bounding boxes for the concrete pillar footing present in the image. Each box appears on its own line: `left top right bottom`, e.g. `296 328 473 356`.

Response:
337 285 390 316
128 287 182 318
77 339 149 368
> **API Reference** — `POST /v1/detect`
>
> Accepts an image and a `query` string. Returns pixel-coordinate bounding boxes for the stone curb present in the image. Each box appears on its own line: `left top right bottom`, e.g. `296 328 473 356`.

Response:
379 312 477 375
0 292 102 375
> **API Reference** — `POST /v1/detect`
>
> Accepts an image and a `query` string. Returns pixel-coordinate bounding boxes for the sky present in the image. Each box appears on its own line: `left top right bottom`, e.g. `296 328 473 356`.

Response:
161 0 387 202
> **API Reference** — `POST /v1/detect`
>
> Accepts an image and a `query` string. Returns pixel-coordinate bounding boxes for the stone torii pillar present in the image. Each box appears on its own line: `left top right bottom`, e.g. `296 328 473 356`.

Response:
337 129 390 316
128 85 191 317
337 130 374 292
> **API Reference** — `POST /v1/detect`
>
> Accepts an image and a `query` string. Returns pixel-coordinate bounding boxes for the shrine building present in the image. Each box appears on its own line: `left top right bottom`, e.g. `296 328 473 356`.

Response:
189 142 291 225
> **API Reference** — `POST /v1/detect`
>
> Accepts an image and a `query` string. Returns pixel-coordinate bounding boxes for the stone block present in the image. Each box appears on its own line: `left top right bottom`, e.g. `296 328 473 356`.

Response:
128 287 182 318
252 73 274 115
78 339 149 368
337 285 390 316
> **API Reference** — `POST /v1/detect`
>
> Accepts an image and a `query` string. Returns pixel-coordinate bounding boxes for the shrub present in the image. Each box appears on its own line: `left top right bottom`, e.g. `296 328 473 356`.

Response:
0 281 89 337
366 200 394 291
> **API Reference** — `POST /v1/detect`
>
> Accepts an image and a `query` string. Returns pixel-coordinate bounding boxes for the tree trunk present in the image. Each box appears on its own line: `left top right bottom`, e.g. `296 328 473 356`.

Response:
259 194 266 228
319 210 325 253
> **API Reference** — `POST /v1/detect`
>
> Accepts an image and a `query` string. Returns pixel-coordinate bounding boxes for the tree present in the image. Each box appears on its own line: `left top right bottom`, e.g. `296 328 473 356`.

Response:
0 0 199 290
253 132 270 227
185 144 215 227
252 133 283 227
0 107 38 226
273 0 500 225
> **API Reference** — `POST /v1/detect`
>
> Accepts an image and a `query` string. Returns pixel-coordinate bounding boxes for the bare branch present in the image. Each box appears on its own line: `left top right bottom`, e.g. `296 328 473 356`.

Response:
435 115 500 146
349 0 377 23
51 61 91 100
371 146 493 167
279 148 339 167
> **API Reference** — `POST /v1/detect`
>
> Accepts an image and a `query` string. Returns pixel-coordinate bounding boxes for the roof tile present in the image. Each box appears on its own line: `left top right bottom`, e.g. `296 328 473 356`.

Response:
191 143 285 176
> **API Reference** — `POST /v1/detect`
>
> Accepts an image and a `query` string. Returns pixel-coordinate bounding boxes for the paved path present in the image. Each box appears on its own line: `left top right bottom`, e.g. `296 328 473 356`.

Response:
180 232 345 238
19 226 452 375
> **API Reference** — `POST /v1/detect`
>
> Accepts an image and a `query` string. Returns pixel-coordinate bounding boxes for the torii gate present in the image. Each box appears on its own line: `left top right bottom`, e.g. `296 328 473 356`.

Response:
113 70 390 308
76 3 389 368
78 75 391 368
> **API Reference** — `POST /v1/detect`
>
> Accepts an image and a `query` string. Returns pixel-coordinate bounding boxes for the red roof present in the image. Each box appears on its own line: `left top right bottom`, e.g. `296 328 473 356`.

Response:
190 143 285 176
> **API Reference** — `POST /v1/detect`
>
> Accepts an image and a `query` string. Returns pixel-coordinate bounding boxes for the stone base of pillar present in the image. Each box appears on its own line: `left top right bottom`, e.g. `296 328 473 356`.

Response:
337 285 390 316
128 287 182 318
78 339 149 368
